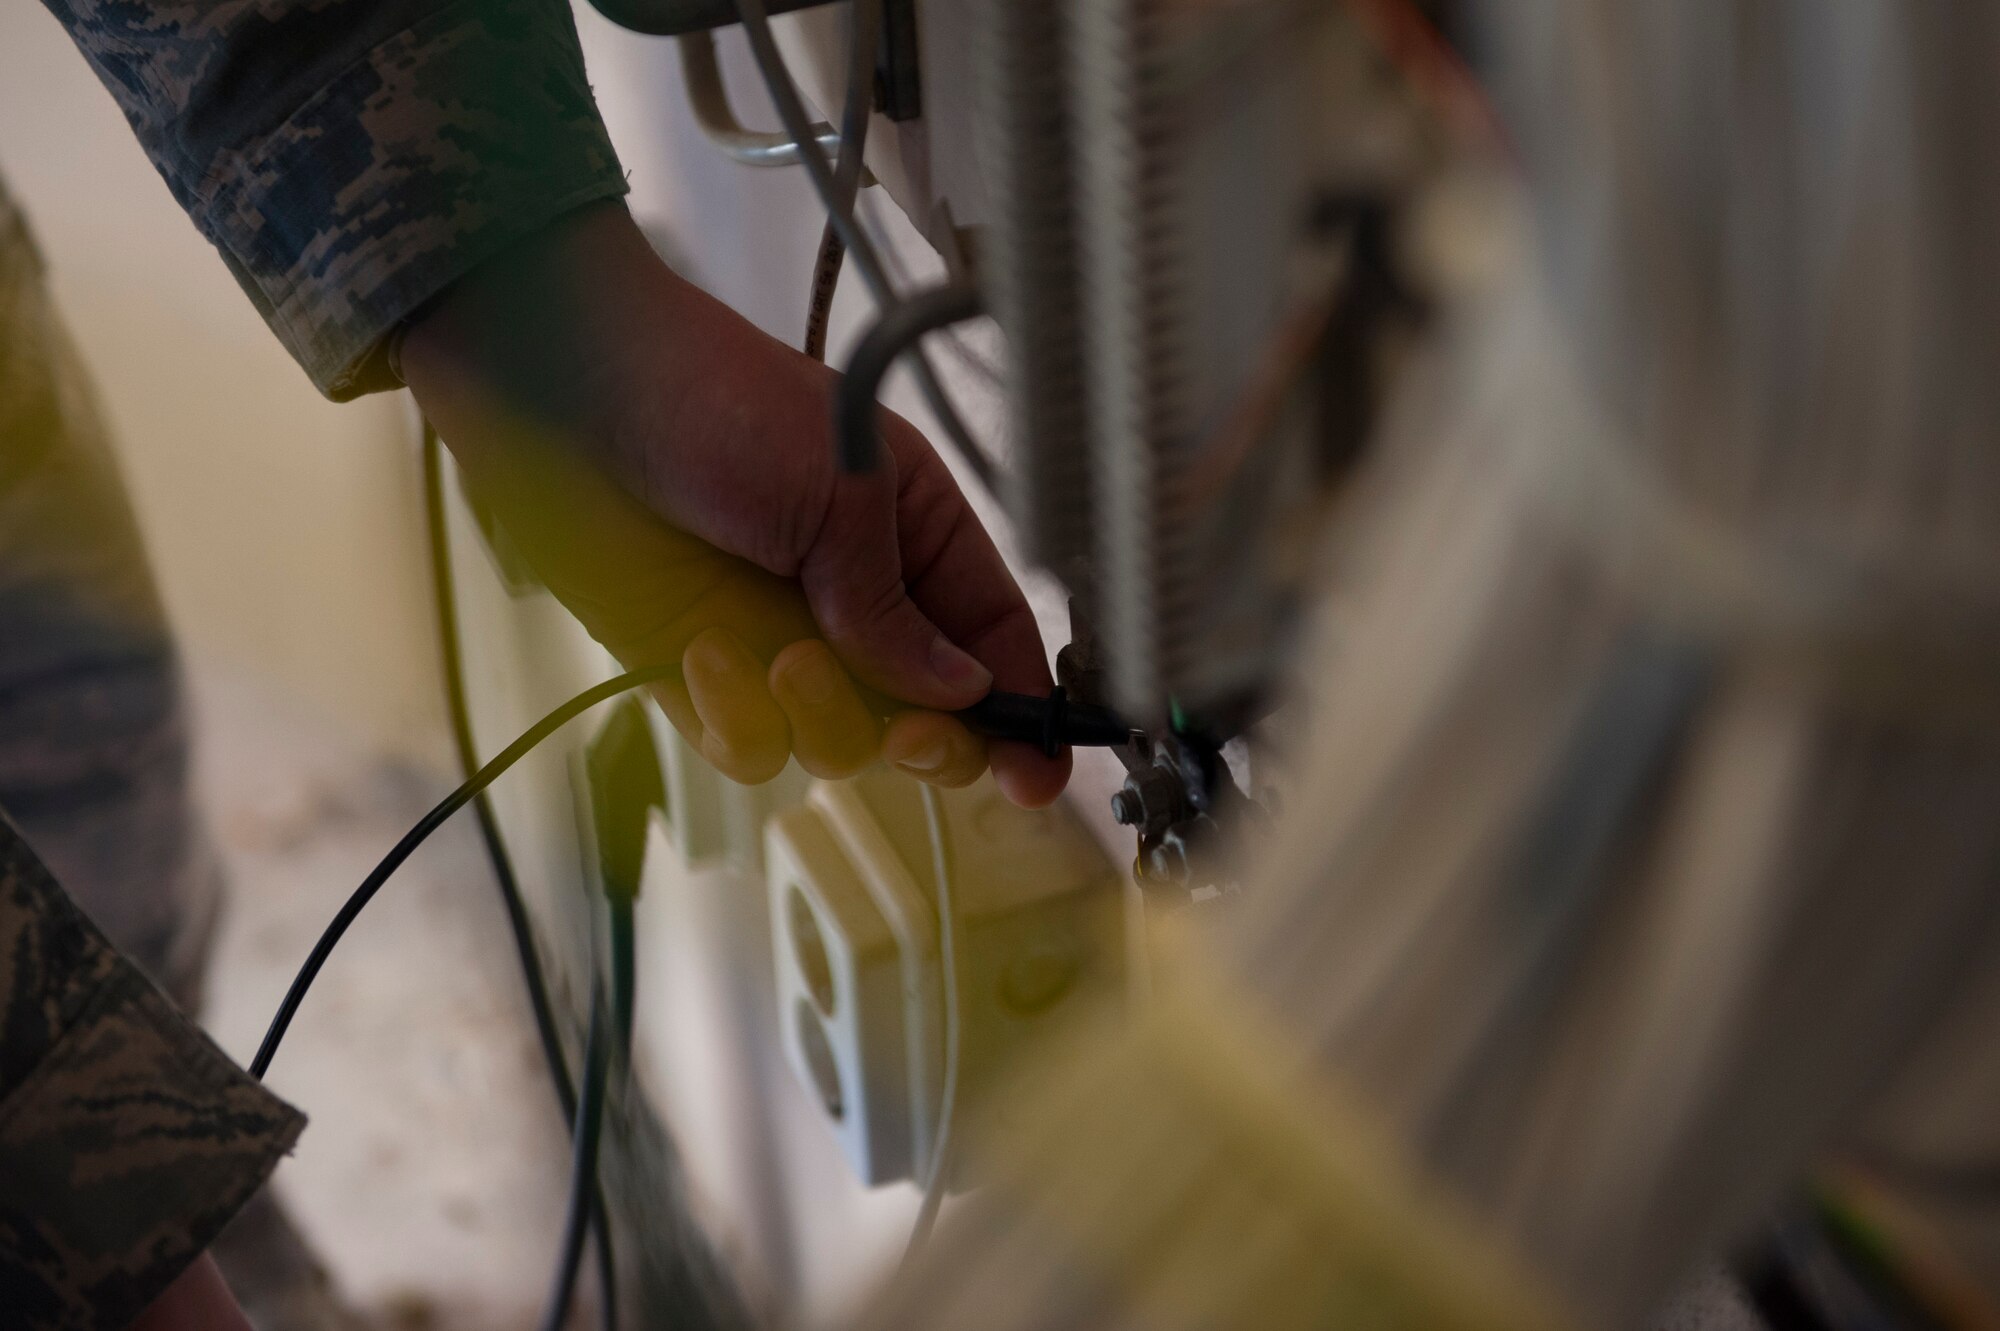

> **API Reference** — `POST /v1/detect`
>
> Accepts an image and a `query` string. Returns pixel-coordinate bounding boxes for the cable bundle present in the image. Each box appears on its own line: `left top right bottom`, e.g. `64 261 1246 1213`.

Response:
857 5 2000 1328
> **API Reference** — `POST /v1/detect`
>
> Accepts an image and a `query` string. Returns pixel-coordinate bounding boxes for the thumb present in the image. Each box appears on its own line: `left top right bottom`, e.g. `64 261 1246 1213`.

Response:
797 468 993 710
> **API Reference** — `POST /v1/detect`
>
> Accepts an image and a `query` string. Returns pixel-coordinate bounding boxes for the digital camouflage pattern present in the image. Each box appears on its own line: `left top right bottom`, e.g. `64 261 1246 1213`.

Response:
4 164 290 1331
0 814 303 1330
0 173 223 1028
39 0 630 400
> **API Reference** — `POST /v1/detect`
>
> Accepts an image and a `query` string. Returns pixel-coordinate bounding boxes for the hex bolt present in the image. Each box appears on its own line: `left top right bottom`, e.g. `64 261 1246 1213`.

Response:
1146 838 1191 883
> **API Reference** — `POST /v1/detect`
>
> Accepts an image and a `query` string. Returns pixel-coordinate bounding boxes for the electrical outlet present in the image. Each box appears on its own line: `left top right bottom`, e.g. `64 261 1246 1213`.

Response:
766 800 926 1184
766 768 1125 1187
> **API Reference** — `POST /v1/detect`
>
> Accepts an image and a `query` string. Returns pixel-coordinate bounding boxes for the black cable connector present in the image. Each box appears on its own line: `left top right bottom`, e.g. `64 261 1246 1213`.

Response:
955 688 1136 759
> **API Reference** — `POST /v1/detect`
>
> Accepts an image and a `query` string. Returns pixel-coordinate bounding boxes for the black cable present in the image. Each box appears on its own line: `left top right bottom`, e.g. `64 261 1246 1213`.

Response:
730 0 995 486
861 190 1007 390
541 897 635 1331
610 893 637 1062
1737 1247 1836 1331
424 431 580 1117
422 429 621 1331
257 435 649 1327
540 981 614 1331
248 662 677 1081
837 284 987 474
588 0 832 38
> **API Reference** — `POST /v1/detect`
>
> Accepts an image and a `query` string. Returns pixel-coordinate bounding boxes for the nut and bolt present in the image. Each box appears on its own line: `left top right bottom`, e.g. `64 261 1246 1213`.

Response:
1111 766 1184 838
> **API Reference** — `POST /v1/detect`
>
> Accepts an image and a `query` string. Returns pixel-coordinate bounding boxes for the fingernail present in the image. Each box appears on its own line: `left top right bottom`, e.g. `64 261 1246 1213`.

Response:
892 735 952 775
781 647 841 706
929 636 992 694
688 630 746 677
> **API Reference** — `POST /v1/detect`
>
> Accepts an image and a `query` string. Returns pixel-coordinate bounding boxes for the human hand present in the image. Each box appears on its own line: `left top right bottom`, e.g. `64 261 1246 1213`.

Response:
130 1255 253 1331
401 202 1069 807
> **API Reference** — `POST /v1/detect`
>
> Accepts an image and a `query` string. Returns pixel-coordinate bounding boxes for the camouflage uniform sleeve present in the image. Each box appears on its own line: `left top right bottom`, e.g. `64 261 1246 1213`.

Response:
39 0 630 401
0 815 304 1331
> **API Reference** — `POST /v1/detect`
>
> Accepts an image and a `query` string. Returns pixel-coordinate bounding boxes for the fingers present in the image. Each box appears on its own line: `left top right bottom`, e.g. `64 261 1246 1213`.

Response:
657 633 889 786
648 674 704 751
882 711 989 789
796 420 994 711
987 740 1072 810
682 627 791 784
887 428 1072 807
770 640 880 779
797 413 1072 808
653 634 1042 801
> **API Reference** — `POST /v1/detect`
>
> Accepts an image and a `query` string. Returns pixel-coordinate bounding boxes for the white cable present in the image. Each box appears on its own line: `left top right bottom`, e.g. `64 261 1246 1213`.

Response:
902 782 961 1264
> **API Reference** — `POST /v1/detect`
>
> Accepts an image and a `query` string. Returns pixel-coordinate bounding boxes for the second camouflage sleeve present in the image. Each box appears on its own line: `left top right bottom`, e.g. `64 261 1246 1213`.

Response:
0 814 305 1331
40 0 631 400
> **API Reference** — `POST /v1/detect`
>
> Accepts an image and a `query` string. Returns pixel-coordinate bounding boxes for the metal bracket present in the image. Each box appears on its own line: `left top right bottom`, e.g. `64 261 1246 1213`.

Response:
677 29 846 168
876 0 922 122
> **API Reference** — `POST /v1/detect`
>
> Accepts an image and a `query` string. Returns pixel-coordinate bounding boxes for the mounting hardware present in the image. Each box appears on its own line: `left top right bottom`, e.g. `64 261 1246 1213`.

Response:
877 0 922 121
676 30 845 168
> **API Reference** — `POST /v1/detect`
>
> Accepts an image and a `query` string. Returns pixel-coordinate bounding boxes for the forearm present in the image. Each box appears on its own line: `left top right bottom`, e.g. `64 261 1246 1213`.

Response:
399 198 852 575
42 0 628 399
399 202 693 495
0 820 302 1329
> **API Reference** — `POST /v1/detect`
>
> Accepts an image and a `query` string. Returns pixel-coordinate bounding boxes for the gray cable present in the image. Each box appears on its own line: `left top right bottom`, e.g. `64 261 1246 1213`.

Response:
730 0 990 480
829 0 877 211
802 0 880 361
860 189 1007 387
836 283 987 476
